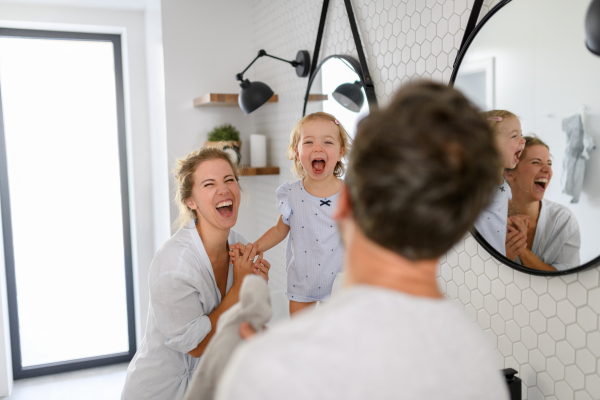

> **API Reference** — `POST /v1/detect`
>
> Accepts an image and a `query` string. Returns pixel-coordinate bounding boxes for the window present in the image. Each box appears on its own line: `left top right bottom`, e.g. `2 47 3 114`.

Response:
0 28 135 379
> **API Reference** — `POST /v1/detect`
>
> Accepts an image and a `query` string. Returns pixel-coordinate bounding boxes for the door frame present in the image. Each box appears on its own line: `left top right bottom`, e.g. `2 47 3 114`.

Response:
0 28 136 379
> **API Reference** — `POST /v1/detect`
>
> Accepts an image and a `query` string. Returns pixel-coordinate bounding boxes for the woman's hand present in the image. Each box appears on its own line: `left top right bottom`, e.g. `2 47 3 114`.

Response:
229 242 246 263
230 242 258 284
252 252 271 281
506 225 527 261
229 243 271 282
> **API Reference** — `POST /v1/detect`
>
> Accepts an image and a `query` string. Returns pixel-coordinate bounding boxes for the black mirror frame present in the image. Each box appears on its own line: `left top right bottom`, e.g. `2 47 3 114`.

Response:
449 0 600 276
303 0 378 117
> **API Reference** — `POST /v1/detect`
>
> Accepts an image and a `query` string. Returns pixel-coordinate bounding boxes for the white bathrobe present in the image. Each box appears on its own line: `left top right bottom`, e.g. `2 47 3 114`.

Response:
517 199 580 271
121 221 247 400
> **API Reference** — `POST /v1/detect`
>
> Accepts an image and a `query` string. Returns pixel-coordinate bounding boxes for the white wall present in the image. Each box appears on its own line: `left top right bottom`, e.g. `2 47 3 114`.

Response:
249 0 600 399
0 2 158 391
160 0 259 241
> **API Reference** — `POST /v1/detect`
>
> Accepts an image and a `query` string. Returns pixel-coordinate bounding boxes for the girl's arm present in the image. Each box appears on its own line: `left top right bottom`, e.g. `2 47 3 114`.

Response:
256 215 290 253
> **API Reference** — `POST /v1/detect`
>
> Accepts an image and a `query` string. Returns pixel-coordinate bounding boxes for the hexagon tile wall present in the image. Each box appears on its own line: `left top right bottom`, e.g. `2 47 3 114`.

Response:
251 1 600 399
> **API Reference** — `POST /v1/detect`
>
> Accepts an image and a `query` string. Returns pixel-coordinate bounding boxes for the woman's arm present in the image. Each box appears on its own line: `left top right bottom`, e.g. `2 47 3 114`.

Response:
256 215 290 253
518 249 557 272
187 282 242 358
188 244 258 358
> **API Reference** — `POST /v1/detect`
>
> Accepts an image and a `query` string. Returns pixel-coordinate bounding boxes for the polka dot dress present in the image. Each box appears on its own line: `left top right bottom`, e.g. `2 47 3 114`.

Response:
276 180 344 302
473 179 511 257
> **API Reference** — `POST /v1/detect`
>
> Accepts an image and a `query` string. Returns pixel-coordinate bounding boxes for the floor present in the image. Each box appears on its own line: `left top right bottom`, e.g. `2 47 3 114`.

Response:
1 363 128 400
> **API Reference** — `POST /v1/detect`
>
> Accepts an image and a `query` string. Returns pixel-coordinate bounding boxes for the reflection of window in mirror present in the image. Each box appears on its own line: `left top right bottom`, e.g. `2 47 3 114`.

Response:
454 57 495 111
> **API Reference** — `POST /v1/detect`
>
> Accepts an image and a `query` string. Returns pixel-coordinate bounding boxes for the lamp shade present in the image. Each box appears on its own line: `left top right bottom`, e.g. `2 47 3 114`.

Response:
331 81 364 112
238 80 274 115
586 0 600 56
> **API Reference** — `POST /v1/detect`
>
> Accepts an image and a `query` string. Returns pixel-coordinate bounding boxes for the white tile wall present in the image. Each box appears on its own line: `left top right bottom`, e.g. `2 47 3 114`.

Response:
251 1 600 398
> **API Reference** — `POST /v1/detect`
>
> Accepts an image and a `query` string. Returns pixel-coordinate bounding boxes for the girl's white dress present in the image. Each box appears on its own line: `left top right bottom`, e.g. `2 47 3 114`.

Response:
276 180 344 302
474 180 511 256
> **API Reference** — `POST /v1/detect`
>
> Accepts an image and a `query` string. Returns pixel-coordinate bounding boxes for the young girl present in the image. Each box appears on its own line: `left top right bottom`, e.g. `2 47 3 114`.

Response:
256 112 350 315
474 110 526 257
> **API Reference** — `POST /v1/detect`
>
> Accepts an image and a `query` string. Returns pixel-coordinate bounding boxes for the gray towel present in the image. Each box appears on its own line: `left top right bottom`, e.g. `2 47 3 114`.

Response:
184 275 272 400
562 114 596 203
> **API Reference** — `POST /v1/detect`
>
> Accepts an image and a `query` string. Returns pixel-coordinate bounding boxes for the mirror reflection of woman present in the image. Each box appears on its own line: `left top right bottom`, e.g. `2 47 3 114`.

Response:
504 136 581 271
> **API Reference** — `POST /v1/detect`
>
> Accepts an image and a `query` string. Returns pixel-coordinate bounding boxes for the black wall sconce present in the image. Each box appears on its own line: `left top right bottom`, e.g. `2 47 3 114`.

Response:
236 49 310 114
586 0 600 56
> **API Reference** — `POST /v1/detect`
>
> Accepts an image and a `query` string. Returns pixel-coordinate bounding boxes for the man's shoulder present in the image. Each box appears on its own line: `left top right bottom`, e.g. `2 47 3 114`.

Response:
217 286 508 400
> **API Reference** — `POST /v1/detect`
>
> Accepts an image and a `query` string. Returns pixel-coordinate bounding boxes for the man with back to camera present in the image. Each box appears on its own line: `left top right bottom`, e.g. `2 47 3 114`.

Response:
215 82 509 400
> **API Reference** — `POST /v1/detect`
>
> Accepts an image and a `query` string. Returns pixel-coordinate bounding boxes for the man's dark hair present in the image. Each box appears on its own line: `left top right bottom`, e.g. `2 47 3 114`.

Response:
345 81 500 260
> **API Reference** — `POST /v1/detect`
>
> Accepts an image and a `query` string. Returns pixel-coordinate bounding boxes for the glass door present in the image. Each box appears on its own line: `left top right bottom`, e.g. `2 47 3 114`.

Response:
0 28 136 379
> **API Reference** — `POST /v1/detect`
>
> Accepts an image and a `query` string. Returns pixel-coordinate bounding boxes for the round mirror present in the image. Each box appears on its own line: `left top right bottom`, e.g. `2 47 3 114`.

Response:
451 0 600 275
303 55 372 138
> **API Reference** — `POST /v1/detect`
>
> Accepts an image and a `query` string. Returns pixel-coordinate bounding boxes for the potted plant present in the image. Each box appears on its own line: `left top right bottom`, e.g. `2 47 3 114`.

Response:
205 123 242 165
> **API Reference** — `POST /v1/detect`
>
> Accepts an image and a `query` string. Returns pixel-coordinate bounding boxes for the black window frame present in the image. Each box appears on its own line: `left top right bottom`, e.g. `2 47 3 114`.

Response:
0 28 136 379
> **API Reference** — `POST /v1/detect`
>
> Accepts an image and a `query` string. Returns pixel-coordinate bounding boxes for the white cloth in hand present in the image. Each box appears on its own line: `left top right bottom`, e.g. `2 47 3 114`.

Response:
184 275 272 400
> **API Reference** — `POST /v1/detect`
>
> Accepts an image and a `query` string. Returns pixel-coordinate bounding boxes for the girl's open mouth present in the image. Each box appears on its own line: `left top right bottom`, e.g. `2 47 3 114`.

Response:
312 159 326 174
534 178 548 191
215 200 234 217
514 149 523 164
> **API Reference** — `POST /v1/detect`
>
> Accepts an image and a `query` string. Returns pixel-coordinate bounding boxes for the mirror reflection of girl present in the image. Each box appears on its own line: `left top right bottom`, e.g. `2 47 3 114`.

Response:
233 112 349 315
504 136 581 271
474 110 526 256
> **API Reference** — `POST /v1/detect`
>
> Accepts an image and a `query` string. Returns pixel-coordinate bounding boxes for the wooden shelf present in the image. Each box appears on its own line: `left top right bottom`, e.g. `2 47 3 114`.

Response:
240 166 279 176
194 93 278 107
307 94 328 101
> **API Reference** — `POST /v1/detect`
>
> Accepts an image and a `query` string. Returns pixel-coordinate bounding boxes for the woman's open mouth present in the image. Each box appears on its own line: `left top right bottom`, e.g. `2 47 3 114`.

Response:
534 178 548 191
215 199 234 217
312 159 326 174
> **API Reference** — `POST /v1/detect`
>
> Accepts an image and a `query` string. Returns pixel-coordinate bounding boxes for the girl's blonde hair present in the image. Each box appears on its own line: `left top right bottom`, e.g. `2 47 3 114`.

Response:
481 109 518 134
286 112 351 179
172 146 240 230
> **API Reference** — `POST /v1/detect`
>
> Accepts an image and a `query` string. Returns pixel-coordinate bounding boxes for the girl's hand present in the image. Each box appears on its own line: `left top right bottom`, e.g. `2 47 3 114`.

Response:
508 215 530 233
506 225 527 261
231 243 258 284
252 251 271 282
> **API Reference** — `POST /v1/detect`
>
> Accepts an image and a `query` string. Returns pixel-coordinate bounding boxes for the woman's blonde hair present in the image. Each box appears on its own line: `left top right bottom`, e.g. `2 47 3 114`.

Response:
522 134 550 159
172 146 240 230
286 112 351 179
481 109 518 134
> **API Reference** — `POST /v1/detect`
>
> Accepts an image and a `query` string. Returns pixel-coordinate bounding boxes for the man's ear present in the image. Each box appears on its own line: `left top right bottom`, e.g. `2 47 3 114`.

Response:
333 184 353 221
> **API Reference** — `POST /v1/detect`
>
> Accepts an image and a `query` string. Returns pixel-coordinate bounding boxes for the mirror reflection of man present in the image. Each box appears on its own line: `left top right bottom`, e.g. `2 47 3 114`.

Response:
216 82 509 400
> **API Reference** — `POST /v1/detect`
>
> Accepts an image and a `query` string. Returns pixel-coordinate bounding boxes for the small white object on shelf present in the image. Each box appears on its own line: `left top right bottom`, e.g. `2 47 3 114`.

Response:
250 134 267 168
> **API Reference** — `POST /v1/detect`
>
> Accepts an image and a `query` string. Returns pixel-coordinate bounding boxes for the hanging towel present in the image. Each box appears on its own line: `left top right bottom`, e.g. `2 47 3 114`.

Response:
184 275 272 400
561 114 596 203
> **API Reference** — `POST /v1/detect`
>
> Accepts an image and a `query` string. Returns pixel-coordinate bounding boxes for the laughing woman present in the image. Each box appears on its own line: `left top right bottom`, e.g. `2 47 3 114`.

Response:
504 136 580 271
121 147 270 400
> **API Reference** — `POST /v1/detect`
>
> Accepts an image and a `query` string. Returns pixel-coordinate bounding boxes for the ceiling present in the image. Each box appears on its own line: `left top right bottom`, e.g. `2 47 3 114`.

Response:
0 0 149 11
